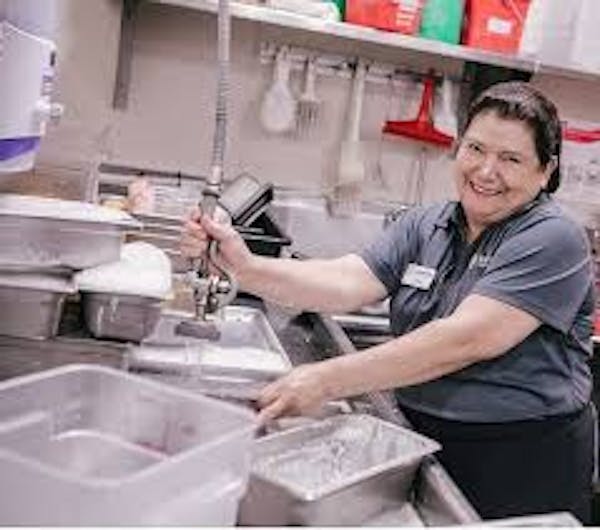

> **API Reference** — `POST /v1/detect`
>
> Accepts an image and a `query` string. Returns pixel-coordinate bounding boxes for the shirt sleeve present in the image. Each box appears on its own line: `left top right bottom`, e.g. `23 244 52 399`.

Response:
358 206 424 294
472 215 593 334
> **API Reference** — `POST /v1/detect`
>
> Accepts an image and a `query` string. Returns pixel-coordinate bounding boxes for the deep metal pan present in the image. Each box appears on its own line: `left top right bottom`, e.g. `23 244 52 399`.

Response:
239 413 440 526
0 271 76 339
0 194 140 269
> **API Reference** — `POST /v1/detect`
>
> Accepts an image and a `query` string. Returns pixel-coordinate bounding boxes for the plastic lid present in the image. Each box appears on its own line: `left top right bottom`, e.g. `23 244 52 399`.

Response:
75 242 172 299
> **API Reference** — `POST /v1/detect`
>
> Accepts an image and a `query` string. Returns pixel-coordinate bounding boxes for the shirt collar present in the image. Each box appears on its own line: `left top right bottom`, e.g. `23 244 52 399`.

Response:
434 201 463 231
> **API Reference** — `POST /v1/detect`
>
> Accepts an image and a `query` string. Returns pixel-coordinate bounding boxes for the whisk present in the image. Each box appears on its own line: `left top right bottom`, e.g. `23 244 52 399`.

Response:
296 57 320 136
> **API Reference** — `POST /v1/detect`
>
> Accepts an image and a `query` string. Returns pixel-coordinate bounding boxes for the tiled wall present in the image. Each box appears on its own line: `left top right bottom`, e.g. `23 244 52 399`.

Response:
37 0 600 209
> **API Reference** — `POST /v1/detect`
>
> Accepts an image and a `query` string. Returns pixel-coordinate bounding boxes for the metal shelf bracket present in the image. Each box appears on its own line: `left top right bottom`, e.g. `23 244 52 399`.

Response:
113 0 143 110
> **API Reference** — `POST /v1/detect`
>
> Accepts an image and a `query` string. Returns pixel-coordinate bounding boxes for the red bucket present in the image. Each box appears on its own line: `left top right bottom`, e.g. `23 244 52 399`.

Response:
462 0 531 54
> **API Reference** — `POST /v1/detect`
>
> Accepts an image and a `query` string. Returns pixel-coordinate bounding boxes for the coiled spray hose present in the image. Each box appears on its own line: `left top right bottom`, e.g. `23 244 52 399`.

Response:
203 0 231 216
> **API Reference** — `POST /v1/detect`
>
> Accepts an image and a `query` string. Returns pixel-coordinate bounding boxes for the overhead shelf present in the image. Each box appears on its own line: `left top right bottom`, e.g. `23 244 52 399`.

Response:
152 0 600 82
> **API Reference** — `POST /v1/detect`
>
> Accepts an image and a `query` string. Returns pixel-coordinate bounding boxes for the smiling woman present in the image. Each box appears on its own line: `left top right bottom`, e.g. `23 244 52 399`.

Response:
454 82 561 240
180 82 596 523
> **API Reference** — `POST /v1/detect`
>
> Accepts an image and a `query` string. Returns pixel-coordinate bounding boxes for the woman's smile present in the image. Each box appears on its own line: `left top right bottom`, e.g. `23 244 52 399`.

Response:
467 179 503 197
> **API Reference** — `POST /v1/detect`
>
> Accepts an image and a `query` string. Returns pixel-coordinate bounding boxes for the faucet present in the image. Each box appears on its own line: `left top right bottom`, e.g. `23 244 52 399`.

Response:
175 0 237 340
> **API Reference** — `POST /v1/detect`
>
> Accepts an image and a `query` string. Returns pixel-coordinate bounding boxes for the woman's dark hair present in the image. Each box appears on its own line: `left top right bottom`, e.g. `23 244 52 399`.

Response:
459 81 562 193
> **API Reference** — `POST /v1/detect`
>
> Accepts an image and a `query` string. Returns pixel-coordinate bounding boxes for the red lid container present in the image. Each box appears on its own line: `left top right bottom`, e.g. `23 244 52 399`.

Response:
462 0 531 54
345 0 424 35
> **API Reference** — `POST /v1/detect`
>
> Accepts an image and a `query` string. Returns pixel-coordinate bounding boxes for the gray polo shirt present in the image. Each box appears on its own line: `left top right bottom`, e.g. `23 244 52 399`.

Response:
359 193 594 422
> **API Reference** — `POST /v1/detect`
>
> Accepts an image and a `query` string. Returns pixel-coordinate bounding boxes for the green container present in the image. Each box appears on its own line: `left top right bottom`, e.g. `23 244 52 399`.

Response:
419 0 464 44
333 0 345 21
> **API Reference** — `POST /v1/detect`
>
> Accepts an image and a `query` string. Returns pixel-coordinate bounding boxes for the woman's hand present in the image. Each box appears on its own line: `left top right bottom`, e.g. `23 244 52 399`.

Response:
256 363 333 425
180 207 254 275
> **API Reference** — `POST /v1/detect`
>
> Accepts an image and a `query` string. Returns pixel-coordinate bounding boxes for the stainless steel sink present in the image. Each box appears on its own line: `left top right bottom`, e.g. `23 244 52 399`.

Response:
126 306 292 400
269 196 387 259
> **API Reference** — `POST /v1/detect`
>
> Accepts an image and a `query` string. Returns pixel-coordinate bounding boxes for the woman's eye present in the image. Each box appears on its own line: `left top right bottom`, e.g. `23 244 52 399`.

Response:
468 142 483 153
501 155 522 165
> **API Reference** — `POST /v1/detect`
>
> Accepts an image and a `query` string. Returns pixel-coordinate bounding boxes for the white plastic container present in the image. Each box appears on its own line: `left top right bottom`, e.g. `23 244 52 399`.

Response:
519 0 582 68
570 0 600 73
0 364 256 526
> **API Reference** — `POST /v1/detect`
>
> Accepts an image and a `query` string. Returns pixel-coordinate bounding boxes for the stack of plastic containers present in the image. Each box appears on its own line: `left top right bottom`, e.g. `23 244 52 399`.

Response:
0 365 256 525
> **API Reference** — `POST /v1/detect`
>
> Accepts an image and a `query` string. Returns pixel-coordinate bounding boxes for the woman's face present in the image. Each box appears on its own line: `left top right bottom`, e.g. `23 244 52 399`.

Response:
454 110 552 234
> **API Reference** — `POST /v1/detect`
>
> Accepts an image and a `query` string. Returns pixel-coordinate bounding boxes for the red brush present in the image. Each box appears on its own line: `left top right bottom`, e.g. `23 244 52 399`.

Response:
383 75 454 148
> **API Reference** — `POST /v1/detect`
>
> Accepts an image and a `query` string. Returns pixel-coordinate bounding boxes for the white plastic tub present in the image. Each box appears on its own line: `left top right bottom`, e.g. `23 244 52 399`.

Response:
0 364 256 525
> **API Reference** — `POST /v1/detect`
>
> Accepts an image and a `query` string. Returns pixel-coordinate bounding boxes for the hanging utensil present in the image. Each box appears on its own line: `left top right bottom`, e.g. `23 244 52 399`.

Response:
296 57 321 137
383 74 453 148
433 76 458 139
333 60 367 210
260 47 297 135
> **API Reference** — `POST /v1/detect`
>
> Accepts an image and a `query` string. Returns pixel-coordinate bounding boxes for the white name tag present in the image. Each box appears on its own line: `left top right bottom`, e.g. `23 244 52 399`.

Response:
401 263 436 290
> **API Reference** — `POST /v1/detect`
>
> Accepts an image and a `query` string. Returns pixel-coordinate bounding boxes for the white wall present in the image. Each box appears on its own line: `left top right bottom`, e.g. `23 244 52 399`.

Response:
38 0 600 207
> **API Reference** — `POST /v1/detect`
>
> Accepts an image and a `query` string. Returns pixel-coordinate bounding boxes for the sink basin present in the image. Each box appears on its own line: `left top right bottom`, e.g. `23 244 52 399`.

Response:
126 306 292 400
269 197 386 258
269 196 396 318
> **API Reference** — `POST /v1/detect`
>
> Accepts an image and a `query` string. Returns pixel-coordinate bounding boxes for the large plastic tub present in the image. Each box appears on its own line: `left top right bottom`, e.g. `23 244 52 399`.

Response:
0 364 256 525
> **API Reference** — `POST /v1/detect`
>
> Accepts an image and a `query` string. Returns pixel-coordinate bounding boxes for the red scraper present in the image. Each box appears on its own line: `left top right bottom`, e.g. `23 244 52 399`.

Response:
383 75 454 148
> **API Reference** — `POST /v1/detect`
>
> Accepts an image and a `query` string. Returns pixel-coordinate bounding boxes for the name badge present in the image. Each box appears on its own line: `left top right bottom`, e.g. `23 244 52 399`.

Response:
401 263 436 290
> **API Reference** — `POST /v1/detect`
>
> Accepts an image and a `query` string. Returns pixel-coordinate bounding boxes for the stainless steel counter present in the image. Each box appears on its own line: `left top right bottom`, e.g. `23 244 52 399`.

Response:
0 334 125 381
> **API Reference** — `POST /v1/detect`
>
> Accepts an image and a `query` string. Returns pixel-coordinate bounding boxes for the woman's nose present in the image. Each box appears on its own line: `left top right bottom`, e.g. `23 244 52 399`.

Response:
476 153 498 178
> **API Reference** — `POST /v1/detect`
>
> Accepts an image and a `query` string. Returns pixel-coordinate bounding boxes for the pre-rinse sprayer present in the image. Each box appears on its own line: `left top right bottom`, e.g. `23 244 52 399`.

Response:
176 0 238 340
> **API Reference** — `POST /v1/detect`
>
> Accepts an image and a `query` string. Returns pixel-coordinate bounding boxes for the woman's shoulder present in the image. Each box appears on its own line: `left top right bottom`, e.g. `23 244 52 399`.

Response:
510 197 590 248
383 201 457 243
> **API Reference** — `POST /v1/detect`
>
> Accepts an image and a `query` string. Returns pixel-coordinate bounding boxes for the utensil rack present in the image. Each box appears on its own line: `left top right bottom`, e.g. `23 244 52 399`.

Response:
259 41 465 87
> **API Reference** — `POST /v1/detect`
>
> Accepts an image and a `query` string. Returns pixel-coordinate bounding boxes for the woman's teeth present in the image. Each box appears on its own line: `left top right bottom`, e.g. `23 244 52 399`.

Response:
470 181 501 196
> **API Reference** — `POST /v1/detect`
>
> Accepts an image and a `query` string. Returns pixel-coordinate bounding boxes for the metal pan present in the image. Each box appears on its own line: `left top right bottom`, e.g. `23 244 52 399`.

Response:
0 271 76 339
0 194 140 269
82 292 162 343
239 413 440 526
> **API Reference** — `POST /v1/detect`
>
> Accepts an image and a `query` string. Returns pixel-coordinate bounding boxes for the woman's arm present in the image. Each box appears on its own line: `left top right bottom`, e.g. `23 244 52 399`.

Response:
239 253 387 313
181 212 388 313
257 293 540 421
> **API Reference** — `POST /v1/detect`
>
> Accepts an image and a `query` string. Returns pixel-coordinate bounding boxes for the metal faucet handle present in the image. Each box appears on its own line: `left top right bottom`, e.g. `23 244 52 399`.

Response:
186 269 238 320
